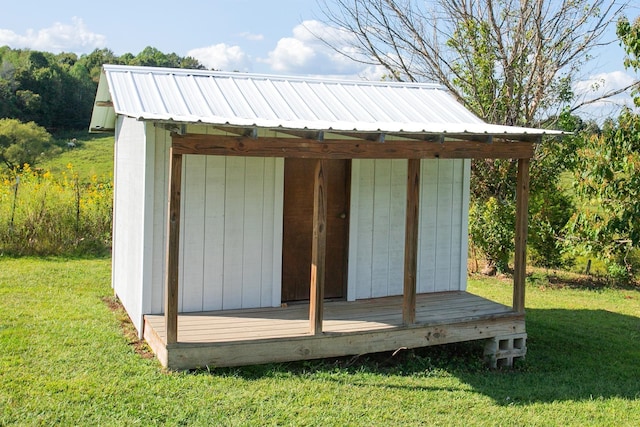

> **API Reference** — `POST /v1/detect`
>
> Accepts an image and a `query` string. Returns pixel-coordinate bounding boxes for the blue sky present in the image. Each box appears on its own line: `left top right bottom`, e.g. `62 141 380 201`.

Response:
1 0 638 120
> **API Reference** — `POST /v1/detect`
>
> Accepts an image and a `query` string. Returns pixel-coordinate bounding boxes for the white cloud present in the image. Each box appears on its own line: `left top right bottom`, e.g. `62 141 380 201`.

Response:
187 43 252 72
0 17 106 53
262 20 381 78
573 70 638 120
238 32 264 42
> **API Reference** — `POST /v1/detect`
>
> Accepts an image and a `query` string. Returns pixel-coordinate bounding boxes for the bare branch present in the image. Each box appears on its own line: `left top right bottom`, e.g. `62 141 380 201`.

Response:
316 0 629 126
570 81 640 112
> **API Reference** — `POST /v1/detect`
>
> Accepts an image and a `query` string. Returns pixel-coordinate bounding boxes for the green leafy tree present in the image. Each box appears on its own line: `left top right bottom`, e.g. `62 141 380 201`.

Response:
568 16 640 281
125 46 204 69
0 118 52 170
0 46 204 132
319 0 625 272
469 197 514 274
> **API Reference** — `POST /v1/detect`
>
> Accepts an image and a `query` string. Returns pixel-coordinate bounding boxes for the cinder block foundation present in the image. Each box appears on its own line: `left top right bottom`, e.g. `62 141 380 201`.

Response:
484 333 527 368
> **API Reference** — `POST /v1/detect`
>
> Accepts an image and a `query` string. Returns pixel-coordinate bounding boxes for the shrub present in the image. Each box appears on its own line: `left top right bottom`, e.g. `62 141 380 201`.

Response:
469 197 514 273
528 187 574 269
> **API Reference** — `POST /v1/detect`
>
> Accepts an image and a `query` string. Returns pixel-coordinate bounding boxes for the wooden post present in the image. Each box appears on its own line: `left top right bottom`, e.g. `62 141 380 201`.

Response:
403 159 421 325
513 157 530 313
165 148 182 345
309 159 327 335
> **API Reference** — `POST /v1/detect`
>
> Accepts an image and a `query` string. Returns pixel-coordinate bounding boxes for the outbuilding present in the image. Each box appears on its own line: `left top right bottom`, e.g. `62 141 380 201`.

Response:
90 64 555 369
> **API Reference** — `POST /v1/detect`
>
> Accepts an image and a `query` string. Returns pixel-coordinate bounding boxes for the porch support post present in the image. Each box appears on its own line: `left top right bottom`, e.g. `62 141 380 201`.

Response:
513 157 530 314
165 147 182 345
403 158 421 325
309 159 327 335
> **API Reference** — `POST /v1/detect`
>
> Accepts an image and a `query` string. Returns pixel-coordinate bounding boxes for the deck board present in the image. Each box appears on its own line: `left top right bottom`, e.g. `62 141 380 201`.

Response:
143 291 525 369
145 292 513 344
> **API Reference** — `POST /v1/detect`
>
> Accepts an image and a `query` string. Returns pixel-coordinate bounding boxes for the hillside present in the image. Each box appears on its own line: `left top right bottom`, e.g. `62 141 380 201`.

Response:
41 133 114 179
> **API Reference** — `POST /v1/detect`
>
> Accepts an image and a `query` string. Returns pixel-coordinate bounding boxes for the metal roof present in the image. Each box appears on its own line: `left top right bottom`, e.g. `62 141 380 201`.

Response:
90 64 561 138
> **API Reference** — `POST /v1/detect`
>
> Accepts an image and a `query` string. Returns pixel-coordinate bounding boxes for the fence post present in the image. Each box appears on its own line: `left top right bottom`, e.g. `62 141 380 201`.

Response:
10 175 20 233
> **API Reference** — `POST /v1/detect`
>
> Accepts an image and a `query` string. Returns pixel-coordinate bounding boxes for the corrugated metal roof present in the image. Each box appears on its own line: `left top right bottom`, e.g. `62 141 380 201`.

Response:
90 64 561 137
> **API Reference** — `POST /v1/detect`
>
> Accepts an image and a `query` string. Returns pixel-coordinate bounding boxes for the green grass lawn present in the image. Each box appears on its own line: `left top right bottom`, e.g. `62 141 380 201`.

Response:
1 258 639 426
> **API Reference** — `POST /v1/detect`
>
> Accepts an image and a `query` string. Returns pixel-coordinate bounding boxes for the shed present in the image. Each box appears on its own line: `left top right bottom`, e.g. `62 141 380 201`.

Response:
90 64 556 369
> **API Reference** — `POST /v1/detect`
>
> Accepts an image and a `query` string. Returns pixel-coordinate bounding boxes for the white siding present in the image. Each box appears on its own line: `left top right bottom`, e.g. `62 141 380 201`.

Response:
349 159 407 300
349 159 470 299
111 117 152 333
417 159 470 293
150 128 170 316
148 130 284 314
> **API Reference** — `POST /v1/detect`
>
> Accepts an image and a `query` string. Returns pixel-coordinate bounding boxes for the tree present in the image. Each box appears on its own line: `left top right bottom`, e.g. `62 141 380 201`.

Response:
0 118 52 170
318 0 625 126
125 46 205 70
617 16 640 103
568 16 640 281
0 46 205 132
318 0 626 272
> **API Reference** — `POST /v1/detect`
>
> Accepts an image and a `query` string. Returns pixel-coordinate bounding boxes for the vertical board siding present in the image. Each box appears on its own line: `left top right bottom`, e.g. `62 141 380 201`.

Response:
371 159 392 298
353 160 374 299
417 159 438 293
350 159 470 299
150 128 169 314
149 129 284 314
111 117 148 333
202 156 226 310
350 159 407 299
242 157 265 308
388 159 407 295
180 155 207 311
434 159 454 291
222 156 246 309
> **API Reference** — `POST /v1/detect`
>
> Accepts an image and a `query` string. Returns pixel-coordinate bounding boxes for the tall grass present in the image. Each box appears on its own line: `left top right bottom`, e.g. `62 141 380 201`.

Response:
0 163 112 256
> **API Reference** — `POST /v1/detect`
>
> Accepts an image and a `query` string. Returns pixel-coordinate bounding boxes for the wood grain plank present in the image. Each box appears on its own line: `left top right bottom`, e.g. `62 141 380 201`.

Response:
403 159 421 325
172 134 535 160
163 316 525 369
309 159 327 335
513 158 530 313
165 149 182 345
145 291 517 347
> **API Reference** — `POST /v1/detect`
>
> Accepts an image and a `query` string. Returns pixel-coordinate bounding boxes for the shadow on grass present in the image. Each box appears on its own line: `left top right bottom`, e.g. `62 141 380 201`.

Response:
206 307 640 405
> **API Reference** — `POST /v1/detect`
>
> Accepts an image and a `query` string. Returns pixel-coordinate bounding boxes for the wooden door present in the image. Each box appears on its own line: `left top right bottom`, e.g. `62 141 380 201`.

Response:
282 158 350 302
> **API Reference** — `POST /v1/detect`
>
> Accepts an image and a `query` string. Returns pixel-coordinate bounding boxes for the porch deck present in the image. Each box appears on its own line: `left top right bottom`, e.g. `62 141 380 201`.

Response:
144 291 525 369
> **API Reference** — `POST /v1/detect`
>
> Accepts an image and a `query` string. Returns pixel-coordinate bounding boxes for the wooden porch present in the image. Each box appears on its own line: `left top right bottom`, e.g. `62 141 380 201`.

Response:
154 133 531 370
144 291 525 370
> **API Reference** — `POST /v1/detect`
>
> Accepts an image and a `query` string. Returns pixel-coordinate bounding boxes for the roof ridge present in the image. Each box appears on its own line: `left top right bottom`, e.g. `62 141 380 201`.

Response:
101 64 444 89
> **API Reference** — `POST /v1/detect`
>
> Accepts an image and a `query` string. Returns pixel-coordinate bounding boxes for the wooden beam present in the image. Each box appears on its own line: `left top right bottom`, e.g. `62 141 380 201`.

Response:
513 157 530 314
309 159 327 335
172 134 535 159
403 158 421 325
165 148 183 345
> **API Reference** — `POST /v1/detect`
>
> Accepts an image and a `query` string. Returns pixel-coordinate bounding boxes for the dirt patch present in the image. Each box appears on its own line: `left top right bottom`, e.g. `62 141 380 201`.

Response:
102 296 155 359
